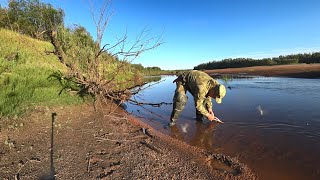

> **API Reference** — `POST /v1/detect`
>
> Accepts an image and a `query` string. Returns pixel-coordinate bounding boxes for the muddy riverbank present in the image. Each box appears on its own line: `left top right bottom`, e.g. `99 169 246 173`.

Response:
0 104 256 179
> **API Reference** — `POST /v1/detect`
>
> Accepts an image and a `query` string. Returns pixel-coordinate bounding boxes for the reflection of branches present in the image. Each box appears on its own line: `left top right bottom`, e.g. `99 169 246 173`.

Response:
131 102 168 120
109 78 163 102
131 79 164 95
128 93 171 122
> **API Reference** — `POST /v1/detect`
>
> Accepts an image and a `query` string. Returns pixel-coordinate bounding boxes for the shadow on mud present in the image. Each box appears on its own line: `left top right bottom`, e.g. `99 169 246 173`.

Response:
39 112 56 180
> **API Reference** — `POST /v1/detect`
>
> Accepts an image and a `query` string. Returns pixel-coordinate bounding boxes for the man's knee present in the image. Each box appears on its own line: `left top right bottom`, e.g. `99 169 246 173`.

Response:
175 94 187 107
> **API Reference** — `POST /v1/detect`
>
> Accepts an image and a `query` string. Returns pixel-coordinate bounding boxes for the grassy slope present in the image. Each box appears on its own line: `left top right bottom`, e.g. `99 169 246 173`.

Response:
0 29 82 117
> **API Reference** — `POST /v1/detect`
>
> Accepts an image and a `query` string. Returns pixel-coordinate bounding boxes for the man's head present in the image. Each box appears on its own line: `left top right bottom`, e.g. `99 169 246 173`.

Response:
209 84 226 104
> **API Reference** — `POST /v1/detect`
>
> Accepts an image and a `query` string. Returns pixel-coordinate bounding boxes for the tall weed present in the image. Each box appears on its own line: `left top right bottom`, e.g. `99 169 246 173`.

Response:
0 29 82 117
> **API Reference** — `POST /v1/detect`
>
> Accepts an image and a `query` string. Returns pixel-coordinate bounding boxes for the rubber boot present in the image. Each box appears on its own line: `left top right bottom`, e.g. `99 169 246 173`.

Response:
196 110 203 122
169 82 187 126
169 109 182 126
169 98 187 126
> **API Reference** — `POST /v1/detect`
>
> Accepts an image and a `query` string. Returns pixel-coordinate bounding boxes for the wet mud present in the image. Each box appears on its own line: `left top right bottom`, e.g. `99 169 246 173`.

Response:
0 104 256 179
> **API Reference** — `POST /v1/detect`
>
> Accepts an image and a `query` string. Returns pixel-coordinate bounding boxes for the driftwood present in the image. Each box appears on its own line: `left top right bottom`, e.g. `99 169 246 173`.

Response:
128 99 172 107
140 140 162 154
141 128 154 138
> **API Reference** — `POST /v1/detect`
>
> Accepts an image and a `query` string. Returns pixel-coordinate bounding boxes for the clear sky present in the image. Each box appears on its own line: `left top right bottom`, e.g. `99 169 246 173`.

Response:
2 0 320 70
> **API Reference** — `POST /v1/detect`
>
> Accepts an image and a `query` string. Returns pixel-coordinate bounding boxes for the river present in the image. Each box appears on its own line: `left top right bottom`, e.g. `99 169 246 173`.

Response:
125 75 320 180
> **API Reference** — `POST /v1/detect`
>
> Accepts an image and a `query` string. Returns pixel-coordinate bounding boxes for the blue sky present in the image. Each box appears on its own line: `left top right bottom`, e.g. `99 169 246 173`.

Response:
2 0 320 70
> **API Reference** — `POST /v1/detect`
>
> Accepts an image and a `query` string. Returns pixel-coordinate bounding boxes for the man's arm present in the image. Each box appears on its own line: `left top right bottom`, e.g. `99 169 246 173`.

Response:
204 96 213 114
194 95 215 121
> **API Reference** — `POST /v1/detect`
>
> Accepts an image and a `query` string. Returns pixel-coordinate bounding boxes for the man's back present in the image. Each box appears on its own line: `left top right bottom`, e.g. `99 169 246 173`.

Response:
180 70 218 96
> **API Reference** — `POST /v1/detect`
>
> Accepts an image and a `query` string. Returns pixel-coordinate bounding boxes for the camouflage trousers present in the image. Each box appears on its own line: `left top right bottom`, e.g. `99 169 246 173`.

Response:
170 81 204 123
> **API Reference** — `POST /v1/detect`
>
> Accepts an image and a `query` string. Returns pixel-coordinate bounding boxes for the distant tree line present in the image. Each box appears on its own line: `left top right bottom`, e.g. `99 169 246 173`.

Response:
194 52 320 70
131 63 164 75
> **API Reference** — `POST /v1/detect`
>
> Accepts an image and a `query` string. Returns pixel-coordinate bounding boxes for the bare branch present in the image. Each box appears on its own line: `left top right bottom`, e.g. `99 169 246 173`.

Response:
128 99 172 107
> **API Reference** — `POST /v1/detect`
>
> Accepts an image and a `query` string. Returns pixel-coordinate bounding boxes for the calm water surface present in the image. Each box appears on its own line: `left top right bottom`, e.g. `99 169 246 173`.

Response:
126 75 320 180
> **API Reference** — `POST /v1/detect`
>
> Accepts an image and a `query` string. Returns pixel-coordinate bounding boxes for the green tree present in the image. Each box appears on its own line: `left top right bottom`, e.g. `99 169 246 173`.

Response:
2 0 64 40
0 5 7 27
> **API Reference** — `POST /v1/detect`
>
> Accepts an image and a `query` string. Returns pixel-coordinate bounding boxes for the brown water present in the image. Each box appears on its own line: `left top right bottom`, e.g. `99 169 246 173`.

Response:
126 75 320 180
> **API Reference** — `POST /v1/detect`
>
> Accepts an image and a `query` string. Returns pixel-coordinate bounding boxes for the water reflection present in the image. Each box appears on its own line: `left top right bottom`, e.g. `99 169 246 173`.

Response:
143 75 162 83
167 121 222 153
188 122 216 150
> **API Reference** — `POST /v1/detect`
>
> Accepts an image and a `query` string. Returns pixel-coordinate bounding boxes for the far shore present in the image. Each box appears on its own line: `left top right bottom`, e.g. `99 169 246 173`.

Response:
203 64 320 78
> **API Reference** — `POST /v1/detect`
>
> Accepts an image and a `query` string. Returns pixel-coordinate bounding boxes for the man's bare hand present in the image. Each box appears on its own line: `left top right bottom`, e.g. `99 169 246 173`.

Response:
208 109 214 115
207 113 215 121
207 109 215 121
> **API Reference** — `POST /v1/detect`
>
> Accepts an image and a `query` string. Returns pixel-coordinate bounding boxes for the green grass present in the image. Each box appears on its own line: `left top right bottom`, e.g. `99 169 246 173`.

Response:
0 29 83 117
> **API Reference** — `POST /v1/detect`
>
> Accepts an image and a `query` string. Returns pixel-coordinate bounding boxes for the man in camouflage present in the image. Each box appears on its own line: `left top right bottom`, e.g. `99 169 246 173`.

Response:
169 70 226 126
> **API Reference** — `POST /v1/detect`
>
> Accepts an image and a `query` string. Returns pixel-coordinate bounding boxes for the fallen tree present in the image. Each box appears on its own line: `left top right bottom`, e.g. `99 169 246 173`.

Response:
45 0 163 113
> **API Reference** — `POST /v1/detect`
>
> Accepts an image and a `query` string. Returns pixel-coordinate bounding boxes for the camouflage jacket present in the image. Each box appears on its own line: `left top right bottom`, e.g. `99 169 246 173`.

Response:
179 70 219 117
